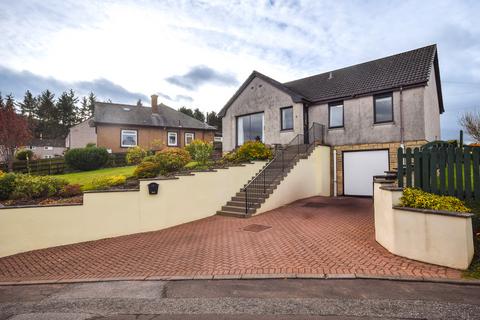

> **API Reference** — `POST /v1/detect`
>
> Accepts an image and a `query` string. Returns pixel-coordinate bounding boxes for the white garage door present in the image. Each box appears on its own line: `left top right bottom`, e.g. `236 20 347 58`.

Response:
343 150 389 196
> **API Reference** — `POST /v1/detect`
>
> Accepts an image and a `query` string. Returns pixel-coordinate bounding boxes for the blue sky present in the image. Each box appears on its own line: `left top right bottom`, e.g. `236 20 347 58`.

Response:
0 0 479 140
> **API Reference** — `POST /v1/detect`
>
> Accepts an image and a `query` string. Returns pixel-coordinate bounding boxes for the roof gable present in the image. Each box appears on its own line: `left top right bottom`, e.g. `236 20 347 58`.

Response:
218 71 306 117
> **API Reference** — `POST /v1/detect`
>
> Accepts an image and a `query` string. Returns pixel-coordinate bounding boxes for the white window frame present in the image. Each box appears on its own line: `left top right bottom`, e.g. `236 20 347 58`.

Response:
44 155 54 159
167 132 178 146
185 132 195 145
121 129 138 148
44 146 53 150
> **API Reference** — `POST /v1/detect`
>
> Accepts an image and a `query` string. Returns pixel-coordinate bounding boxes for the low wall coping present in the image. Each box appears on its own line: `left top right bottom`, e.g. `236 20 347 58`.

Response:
84 188 140 194
0 202 83 210
393 206 474 218
380 186 404 191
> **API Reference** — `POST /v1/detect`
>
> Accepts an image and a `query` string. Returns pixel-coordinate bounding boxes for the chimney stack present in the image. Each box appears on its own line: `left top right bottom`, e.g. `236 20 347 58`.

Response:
151 94 159 113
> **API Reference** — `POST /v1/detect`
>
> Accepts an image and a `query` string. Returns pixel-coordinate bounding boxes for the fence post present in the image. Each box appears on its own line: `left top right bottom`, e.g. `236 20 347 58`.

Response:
397 148 404 188
447 146 455 196
473 148 480 200
464 147 472 200
405 148 412 187
438 147 447 195
413 148 421 188
455 148 464 199
422 151 430 192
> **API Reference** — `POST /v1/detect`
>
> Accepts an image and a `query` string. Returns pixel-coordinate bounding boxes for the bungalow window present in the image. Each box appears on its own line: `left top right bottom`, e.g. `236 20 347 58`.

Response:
280 106 293 131
236 112 264 146
121 129 138 147
44 146 53 150
329 102 344 128
168 132 178 146
185 132 195 145
374 93 393 123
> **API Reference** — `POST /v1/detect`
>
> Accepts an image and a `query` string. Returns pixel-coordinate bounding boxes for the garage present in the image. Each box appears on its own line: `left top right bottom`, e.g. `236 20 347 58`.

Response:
343 150 390 196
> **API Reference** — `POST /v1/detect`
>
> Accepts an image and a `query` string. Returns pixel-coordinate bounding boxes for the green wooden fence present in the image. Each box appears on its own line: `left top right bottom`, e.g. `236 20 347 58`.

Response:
397 146 480 200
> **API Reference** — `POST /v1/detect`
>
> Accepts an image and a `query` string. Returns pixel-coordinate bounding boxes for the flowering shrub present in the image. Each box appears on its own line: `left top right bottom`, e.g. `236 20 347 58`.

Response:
10 174 68 200
82 175 126 191
400 188 471 213
59 184 82 197
235 141 272 161
0 172 16 200
126 146 147 165
185 140 213 165
134 161 161 178
154 148 191 174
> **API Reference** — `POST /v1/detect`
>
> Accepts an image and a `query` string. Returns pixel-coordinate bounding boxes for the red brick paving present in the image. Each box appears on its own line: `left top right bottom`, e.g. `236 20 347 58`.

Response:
0 197 462 282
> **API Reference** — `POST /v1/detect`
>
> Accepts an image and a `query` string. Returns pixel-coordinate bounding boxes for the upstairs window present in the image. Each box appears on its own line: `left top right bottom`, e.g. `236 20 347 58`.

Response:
329 102 344 128
168 132 178 146
280 106 293 131
374 93 393 123
121 129 138 147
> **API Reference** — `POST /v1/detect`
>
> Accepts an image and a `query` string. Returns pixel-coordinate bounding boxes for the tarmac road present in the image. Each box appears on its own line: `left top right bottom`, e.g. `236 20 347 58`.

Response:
0 279 479 319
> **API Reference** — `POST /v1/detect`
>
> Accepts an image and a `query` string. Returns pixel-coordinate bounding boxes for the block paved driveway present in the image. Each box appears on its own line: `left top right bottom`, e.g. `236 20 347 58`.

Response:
0 197 462 282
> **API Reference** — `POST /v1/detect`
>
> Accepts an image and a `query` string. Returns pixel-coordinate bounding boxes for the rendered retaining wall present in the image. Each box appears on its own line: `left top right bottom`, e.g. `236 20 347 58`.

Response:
256 146 331 214
373 182 474 269
0 162 265 258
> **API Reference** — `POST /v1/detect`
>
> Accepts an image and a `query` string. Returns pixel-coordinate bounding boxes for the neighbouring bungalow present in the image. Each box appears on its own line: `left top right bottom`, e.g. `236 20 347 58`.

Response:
25 138 66 159
66 95 216 153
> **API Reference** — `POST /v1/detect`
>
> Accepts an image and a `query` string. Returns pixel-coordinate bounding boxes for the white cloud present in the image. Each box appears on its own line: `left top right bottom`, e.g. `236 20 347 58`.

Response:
0 0 479 139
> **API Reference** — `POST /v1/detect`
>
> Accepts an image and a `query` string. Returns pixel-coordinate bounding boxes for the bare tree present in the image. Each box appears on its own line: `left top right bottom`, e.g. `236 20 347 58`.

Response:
459 111 480 143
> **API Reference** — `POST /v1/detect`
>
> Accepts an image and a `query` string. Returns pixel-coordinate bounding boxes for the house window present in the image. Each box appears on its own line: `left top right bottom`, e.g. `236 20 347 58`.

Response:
374 93 393 123
44 146 53 150
280 106 293 131
236 112 264 146
185 132 195 145
29 146 35 150
44 155 53 159
168 132 178 146
329 102 344 128
121 129 138 147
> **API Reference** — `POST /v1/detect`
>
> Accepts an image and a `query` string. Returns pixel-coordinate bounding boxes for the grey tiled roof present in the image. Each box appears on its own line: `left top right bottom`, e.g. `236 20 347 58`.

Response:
94 102 216 130
219 45 443 117
283 45 438 102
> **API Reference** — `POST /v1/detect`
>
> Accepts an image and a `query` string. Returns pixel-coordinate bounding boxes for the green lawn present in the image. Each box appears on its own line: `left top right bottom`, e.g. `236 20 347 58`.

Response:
55 166 136 186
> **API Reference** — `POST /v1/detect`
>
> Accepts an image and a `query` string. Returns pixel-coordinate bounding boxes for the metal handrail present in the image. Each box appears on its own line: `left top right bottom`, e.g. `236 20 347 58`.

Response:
242 122 324 215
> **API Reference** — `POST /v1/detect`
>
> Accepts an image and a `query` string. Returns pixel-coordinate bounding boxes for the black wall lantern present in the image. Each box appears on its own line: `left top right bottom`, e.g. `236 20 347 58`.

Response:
148 182 159 195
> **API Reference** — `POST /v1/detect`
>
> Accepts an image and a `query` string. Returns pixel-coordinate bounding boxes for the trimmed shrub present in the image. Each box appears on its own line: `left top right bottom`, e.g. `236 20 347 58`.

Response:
134 161 161 179
400 188 471 213
150 139 165 152
235 141 272 161
15 149 34 161
10 174 68 200
154 148 191 174
185 140 213 165
82 175 126 191
86 142 96 148
126 146 147 165
59 184 82 197
0 172 16 200
65 147 109 171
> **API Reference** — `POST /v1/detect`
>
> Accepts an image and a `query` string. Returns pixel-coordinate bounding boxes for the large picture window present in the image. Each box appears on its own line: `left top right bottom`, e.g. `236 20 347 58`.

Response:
280 106 293 131
237 112 264 146
374 93 393 123
121 129 138 147
329 102 344 128
168 132 178 146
